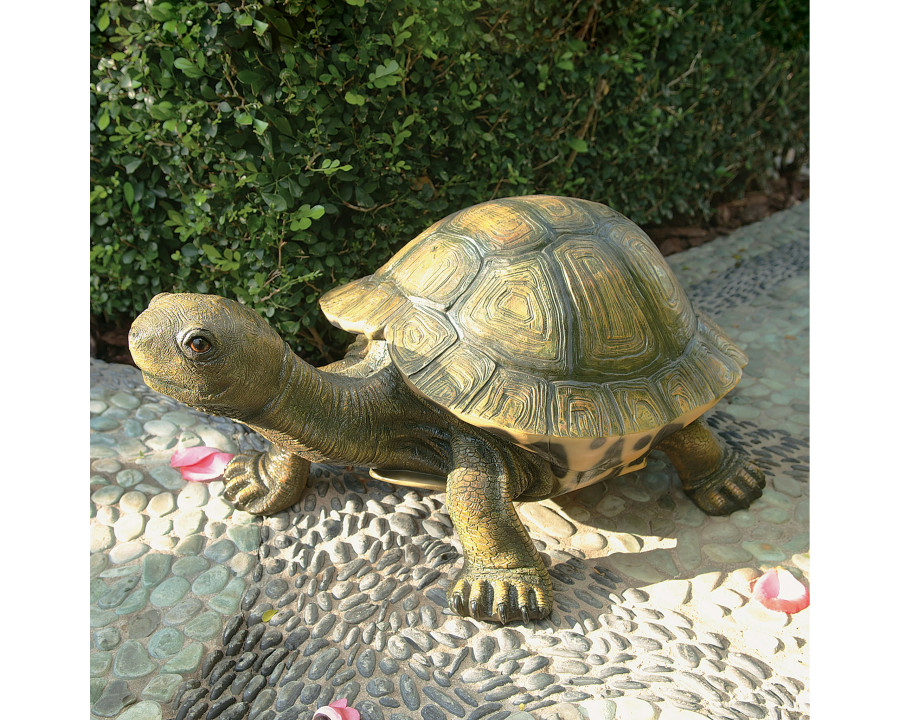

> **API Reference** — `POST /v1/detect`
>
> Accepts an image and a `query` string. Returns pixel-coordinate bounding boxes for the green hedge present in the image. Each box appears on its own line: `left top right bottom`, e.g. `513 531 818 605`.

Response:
91 0 808 363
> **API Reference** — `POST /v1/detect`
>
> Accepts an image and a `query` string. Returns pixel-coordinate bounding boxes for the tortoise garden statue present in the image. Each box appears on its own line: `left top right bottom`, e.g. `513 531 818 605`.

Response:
129 195 765 624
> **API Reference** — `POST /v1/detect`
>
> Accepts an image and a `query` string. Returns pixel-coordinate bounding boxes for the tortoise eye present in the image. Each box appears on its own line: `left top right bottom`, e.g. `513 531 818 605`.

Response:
188 336 211 354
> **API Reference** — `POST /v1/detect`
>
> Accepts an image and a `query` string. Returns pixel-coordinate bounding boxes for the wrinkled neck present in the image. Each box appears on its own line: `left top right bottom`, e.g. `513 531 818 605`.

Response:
239 345 420 468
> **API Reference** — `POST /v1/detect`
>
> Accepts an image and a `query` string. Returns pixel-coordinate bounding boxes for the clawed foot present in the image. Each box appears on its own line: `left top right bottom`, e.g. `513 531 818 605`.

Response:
222 450 309 515
683 449 766 516
448 565 553 624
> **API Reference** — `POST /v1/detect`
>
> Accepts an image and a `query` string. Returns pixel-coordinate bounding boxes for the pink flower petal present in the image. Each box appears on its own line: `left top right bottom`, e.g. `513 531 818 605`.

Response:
170 446 234 482
313 699 359 720
171 446 219 467
751 567 809 614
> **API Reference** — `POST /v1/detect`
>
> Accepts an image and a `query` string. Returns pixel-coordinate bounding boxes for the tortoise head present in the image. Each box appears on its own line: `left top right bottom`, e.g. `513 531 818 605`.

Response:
128 293 289 420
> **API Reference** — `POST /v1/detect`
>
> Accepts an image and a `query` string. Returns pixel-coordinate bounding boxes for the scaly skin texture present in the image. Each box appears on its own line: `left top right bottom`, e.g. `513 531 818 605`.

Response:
657 417 766 514
446 434 553 623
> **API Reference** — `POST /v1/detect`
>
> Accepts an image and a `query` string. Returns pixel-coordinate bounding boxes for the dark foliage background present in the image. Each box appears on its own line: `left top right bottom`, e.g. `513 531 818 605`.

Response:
91 0 809 363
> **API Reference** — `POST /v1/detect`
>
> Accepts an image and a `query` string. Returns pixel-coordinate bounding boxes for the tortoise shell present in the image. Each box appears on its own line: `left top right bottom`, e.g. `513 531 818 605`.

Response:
320 196 746 474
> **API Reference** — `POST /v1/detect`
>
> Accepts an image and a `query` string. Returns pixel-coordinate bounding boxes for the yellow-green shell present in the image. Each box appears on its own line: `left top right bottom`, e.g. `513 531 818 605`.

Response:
320 196 746 473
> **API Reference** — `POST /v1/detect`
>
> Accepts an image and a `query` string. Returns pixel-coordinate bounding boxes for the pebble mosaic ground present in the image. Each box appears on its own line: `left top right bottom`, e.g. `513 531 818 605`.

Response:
90 202 810 720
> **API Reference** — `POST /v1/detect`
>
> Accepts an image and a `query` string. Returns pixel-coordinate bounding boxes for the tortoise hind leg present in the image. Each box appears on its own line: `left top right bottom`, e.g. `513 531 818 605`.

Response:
222 444 309 515
445 436 553 624
657 416 765 515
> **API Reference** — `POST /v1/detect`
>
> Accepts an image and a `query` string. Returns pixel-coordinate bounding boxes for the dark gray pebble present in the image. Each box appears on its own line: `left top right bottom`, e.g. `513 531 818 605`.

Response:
380 657 400 675
244 623 266 651
421 705 447 720
241 586 260 611
345 603 380 624
281 658 310 686
379 697 401 709
234 651 257 672
300 683 322 704
520 656 550 674
423 686 465 717
630 635 663 652
260 647 289 675
260 629 284 652
206 695 237 719
308 647 340 680
479 676 511 693
732 701 766 719
218 702 249 720
465 703 502 720
730 653 772 681
367 678 396 697
209 672 236 701
242 675 267 704
285 627 310 652
356 699 384 720
304 638 329 657
357 648 376 677
483 686 519 702
202 649 224 678
209 657 237 686
222 615 244 645
312 614 338 639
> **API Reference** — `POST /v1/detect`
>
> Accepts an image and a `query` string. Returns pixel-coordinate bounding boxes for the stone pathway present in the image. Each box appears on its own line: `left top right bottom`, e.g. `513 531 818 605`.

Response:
90 201 810 720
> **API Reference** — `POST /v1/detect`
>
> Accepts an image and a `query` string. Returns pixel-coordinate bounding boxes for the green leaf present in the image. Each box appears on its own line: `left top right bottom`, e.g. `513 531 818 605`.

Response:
173 58 203 78
568 138 589 153
96 14 110 31
123 182 135 207
345 0 366 6
344 91 366 106
261 192 287 212
97 112 110 131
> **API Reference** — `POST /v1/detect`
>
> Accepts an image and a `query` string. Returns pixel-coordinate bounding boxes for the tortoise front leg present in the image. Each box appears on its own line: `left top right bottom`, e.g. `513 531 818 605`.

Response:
445 437 552 624
222 444 309 515
657 416 765 515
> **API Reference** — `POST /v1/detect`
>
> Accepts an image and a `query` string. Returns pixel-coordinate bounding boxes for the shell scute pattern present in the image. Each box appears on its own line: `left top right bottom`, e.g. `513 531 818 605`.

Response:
320 195 746 479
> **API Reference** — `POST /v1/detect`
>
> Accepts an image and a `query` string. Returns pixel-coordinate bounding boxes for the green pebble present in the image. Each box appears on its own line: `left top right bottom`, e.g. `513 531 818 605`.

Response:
97 565 139 580
90 400 109 414
123 419 145 437
148 627 185 659
150 577 191 608
94 627 121 651
109 541 149 565
161 642 204 674
192 565 230 596
228 524 260 552
172 555 210 578
150 466 185 490
184 611 222 641
145 420 177 436
90 445 118 459
141 674 183 703
162 411 198 428
91 607 118 628
90 677 107 704
142 554 173 588
116 469 145 488
115 588 150 616
703 543 752 564
90 651 113 676
742 540 787 562
175 534 205 555
92 485 125 506
117 701 164 720
113 640 157 678
203 539 236 564
759 506 790 524
90 416 120 432
110 392 141 409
